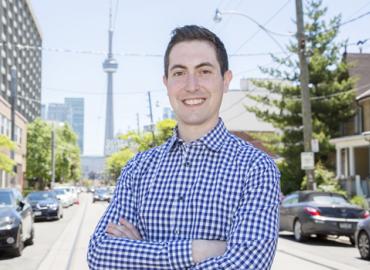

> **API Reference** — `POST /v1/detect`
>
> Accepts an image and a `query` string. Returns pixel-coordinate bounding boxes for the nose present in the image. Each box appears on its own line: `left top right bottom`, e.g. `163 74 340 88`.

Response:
185 74 199 92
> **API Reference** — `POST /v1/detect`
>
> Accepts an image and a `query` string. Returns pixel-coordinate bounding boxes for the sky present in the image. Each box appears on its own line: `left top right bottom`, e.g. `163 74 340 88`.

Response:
29 0 370 156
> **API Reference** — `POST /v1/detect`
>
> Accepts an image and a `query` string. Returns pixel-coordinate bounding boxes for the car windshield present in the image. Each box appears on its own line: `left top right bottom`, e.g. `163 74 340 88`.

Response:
0 192 13 207
311 195 349 205
96 189 107 194
27 192 55 201
54 189 66 195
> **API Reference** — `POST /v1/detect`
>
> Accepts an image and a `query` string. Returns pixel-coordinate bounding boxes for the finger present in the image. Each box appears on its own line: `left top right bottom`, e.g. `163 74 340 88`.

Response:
106 224 124 237
119 218 142 240
106 222 137 240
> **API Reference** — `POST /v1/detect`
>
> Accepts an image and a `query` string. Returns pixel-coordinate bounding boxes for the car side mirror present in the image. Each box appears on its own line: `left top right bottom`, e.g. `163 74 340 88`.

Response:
17 200 25 211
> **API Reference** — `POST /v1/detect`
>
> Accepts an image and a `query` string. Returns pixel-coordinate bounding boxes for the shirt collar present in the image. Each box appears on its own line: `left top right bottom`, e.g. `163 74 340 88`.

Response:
166 118 228 153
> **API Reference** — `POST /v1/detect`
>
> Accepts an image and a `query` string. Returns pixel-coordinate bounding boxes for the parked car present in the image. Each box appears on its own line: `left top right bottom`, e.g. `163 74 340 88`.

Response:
53 188 74 207
279 191 369 245
92 188 111 203
0 188 34 256
62 186 79 204
355 216 370 260
26 191 63 221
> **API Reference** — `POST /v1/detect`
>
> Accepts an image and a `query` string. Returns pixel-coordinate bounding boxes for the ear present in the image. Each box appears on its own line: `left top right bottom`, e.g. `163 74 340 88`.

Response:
223 70 233 93
163 75 168 88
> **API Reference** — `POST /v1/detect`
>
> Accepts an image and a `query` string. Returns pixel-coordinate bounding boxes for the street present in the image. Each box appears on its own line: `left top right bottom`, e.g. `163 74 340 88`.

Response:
1 193 369 270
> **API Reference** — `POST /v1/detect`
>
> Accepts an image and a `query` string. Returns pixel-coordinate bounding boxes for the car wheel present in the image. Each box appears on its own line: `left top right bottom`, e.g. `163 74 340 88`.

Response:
13 227 24 257
25 227 34 246
293 219 308 242
358 231 370 260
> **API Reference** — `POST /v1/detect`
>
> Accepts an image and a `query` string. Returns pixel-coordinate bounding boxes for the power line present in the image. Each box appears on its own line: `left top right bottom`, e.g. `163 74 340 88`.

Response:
340 10 370 26
232 0 292 54
43 86 165 95
1 41 283 58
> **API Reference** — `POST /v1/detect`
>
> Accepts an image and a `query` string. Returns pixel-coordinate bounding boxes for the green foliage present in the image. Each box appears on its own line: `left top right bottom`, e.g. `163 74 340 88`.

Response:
106 119 177 181
106 148 135 180
350 195 369 210
55 124 81 183
301 162 345 194
26 119 81 189
0 135 15 173
26 118 52 188
246 0 355 190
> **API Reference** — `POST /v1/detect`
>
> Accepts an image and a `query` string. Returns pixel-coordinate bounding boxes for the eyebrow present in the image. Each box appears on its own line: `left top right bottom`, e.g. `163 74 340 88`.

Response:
169 62 216 72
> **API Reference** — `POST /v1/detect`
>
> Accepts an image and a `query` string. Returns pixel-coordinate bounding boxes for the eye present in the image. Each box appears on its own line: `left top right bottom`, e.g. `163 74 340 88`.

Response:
200 69 212 75
172 70 185 77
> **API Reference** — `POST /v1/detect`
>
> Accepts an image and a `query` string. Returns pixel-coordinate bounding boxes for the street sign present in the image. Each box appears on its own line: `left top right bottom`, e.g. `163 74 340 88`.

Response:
301 152 314 170
311 139 319 153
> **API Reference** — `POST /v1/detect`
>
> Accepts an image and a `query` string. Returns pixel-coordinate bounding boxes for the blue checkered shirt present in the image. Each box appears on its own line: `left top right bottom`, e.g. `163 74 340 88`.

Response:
88 119 280 269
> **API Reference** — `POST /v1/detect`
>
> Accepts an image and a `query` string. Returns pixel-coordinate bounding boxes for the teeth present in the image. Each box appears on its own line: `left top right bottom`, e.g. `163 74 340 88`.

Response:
183 98 205 105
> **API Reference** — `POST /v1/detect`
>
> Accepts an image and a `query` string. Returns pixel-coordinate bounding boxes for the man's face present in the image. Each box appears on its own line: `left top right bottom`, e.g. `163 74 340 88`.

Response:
163 40 232 130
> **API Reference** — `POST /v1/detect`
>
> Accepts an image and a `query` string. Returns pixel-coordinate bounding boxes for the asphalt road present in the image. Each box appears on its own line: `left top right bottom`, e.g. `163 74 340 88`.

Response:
1 193 369 270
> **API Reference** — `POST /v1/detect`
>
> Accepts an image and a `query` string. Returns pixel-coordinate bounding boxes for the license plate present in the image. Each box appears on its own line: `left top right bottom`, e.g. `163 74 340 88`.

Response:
339 223 352 229
34 211 42 216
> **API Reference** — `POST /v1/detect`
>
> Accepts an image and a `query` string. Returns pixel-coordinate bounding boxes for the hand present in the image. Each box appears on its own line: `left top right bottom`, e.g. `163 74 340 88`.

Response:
106 218 142 240
192 240 227 264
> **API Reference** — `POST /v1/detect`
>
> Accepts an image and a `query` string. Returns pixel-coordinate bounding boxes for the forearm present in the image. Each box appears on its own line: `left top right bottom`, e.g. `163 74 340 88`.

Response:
88 233 193 270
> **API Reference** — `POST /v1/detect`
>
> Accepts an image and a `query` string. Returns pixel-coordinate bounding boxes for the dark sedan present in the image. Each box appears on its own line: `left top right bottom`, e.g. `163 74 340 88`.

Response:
356 216 370 260
0 188 34 257
280 191 369 245
26 191 63 221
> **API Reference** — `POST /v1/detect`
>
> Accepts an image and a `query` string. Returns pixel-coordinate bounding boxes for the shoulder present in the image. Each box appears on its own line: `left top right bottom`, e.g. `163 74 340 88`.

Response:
224 132 279 179
122 139 171 174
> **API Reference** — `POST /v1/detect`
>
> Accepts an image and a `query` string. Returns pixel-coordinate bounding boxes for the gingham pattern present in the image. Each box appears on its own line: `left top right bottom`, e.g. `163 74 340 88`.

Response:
88 119 280 270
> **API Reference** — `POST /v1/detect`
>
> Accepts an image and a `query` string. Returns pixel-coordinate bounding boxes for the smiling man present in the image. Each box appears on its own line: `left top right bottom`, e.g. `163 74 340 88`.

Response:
88 25 281 270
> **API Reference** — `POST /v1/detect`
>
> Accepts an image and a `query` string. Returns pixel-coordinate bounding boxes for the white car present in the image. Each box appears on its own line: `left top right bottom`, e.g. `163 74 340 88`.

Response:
53 188 74 207
62 186 79 204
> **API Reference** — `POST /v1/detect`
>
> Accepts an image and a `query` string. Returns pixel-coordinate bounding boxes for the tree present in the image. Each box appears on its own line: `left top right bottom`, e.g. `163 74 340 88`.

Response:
0 135 15 173
55 123 81 183
106 119 177 181
246 0 355 193
26 119 81 189
26 118 52 189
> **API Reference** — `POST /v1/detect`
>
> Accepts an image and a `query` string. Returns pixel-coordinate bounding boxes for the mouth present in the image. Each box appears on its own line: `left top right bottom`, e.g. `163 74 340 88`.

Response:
182 98 206 106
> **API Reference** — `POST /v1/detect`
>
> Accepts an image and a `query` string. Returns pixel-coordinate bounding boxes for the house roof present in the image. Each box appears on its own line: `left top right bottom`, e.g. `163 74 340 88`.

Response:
356 89 370 102
346 53 370 96
230 130 277 158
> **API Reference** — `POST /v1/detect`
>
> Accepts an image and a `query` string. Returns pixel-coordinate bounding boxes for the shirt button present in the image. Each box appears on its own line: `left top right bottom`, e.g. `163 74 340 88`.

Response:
174 228 180 235
184 161 191 167
178 195 184 201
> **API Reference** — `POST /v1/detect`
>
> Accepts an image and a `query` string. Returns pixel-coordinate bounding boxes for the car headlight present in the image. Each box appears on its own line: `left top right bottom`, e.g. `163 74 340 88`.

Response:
48 203 58 210
0 216 16 228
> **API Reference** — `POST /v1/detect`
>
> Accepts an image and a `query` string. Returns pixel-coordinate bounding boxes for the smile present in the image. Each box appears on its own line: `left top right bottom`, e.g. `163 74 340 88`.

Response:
183 98 206 106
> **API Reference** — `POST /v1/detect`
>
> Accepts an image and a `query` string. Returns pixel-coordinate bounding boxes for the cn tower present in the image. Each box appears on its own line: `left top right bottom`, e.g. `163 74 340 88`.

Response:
103 3 118 156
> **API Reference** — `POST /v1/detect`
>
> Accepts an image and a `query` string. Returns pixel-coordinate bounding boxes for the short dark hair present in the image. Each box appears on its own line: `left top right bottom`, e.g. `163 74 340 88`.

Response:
164 25 229 78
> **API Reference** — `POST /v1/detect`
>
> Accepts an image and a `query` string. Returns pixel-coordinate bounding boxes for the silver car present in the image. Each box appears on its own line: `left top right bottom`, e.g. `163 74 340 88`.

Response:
356 216 370 260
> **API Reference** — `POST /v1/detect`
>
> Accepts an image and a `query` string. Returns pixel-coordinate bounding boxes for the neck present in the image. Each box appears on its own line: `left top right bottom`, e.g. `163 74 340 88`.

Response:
177 118 219 142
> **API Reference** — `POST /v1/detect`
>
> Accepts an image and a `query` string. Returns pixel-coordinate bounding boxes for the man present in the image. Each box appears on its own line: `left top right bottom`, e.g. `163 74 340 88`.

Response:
88 25 280 269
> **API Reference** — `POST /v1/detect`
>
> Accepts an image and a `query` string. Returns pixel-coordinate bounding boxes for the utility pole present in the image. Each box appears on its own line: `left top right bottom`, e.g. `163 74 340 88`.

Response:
147 92 156 143
295 0 315 190
10 67 17 186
